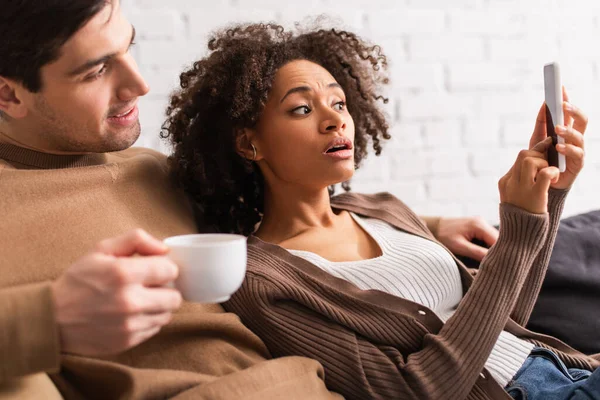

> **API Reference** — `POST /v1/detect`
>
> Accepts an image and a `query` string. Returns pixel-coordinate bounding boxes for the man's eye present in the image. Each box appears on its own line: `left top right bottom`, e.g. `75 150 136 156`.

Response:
291 105 311 115
87 65 108 81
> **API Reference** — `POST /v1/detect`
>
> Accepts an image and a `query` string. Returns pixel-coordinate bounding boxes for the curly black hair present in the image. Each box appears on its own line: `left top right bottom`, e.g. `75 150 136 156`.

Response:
162 22 390 236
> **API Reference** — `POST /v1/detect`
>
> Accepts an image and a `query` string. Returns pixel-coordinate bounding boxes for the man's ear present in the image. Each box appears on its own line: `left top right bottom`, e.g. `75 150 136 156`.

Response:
0 76 27 119
236 128 263 161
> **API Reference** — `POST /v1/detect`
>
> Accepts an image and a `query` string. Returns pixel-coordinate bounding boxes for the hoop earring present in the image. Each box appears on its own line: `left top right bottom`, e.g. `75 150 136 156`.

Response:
251 143 257 161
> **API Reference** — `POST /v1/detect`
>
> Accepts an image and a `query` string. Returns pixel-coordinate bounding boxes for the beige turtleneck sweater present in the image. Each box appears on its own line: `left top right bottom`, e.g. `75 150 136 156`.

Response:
0 143 338 400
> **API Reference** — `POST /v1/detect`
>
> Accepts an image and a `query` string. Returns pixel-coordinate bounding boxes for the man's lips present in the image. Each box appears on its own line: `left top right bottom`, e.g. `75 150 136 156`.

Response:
107 105 139 127
108 105 136 118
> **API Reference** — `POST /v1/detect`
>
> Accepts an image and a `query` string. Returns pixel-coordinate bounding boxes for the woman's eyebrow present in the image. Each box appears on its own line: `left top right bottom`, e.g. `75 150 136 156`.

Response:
280 82 343 103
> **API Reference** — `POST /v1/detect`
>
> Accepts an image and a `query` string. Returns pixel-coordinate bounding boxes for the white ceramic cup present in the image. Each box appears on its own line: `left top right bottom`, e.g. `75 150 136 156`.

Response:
163 234 247 303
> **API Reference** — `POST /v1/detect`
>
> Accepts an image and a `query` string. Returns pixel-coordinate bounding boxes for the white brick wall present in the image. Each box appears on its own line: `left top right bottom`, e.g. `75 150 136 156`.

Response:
126 0 600 224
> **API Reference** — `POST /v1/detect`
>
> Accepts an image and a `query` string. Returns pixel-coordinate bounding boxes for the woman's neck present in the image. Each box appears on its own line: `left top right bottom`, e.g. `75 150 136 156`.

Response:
256 184 340 244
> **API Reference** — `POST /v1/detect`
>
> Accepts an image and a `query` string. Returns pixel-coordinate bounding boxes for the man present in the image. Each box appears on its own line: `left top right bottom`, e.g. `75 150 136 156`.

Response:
0 1 497 399
0 1 340 398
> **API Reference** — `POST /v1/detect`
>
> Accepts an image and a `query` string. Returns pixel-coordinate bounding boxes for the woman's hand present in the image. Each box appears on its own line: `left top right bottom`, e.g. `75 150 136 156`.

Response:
528 87 587 190
499 137 560 214
499 88 588 214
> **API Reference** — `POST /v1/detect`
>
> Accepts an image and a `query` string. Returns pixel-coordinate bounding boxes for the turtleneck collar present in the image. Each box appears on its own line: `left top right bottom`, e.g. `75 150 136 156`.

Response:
0 143 108 169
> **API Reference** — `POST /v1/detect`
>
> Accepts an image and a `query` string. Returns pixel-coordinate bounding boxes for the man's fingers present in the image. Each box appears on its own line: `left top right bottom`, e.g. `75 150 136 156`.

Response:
112 256 179 286
113 285 182 315
120 312 174 333
135 287 183 314
127 326 162 350
475 223 499 247
96 229 169 257
458 240 489 262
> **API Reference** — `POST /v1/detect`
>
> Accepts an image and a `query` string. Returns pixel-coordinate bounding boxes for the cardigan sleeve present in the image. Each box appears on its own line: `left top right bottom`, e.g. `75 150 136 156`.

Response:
509 188 569 326
226 204 552 400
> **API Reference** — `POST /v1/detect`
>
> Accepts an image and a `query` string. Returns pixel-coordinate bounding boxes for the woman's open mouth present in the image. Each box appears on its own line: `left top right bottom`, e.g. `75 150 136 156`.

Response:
323 137 353 160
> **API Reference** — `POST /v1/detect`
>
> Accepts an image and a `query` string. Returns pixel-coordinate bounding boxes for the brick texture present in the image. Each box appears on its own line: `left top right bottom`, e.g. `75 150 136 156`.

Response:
127 0 600 223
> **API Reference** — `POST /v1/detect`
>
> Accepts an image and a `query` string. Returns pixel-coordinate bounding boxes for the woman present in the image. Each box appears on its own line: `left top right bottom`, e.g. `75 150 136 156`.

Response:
162 23 598 399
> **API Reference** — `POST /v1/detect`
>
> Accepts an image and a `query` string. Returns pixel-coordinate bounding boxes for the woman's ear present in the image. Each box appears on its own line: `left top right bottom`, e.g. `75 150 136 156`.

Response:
236 128 262 162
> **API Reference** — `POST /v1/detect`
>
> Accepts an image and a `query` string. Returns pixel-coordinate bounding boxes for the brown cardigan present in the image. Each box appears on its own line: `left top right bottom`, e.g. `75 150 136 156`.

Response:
224 190 600 400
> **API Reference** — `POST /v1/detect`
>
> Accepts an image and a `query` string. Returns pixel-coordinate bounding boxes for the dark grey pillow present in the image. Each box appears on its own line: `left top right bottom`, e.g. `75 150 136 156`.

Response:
527 210 600 355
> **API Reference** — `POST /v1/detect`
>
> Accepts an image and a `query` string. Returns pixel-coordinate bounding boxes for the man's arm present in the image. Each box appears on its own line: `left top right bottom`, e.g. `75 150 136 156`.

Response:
171 357 341 400
418 216 441 237
0 283 60 381
1 229 181 382
420 215 499 262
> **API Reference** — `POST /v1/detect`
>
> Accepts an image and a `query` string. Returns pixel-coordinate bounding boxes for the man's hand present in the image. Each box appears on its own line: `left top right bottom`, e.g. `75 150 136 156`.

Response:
436 217 499 262
51 229 182 356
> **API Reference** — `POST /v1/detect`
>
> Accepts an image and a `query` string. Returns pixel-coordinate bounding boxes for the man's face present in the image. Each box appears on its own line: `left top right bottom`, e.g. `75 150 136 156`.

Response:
13 1 149 153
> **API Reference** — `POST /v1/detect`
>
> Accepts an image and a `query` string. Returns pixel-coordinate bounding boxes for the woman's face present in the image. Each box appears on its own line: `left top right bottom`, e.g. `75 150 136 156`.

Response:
249 59 356 191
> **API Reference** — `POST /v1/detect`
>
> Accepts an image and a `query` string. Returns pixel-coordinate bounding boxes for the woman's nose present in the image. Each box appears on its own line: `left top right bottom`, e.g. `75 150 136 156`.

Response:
320 112 346 134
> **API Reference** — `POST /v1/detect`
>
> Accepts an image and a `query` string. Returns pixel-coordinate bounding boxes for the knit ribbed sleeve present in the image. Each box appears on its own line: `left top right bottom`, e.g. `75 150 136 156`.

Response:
509 188 569 325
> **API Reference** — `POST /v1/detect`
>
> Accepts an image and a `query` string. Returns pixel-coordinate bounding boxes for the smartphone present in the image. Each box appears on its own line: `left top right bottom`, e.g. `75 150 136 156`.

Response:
543 62 566 173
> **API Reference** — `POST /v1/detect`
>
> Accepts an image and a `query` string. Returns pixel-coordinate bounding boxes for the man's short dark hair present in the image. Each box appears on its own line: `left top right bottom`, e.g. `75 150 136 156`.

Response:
0 0 111 93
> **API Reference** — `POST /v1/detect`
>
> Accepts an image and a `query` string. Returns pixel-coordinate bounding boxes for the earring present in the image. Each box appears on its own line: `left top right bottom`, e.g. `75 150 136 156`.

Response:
251 143 257 161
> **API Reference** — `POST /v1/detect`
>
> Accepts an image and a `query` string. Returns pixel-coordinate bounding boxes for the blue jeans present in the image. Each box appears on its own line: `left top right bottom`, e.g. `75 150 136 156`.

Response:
505 347 600 399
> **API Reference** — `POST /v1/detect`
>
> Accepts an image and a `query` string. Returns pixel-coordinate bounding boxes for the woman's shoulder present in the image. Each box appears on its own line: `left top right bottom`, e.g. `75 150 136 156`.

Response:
331 191 432 238
246 236 295 275
331 191 412 211
229 237 322 312
331 191 398 204
331 191 417 219
244 236 344 293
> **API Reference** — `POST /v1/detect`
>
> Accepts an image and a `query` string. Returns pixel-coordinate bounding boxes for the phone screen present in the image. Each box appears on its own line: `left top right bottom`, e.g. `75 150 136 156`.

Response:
545 104 559 168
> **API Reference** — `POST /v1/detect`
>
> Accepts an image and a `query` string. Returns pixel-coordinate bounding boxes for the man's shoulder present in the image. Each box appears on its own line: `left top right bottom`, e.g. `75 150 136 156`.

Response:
107 146 171 172
108 146 168 162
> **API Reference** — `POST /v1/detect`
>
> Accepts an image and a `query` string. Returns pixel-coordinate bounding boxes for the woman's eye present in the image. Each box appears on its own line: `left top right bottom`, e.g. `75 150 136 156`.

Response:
291 105 311 115
334 101 346 111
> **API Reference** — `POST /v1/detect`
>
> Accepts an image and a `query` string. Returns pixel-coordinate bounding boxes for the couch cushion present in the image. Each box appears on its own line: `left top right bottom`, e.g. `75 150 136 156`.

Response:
527 209 600 355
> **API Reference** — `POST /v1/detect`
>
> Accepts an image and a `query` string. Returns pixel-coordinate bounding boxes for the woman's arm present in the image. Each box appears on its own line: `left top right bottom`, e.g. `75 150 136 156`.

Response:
509 91 587 325
509 188 568 325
